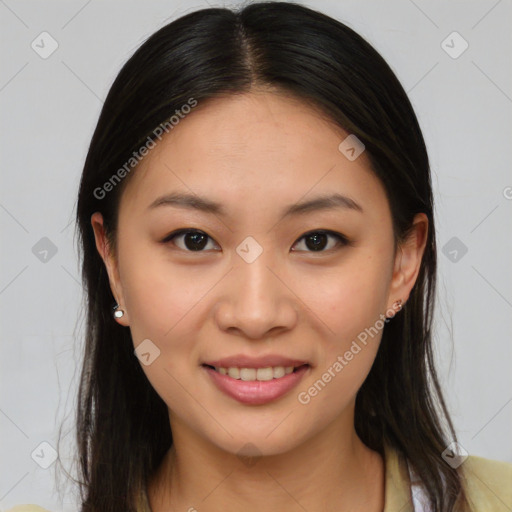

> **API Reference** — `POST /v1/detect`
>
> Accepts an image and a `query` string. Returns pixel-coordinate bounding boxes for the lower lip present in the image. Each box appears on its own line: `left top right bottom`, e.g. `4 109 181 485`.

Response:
203 365 310 405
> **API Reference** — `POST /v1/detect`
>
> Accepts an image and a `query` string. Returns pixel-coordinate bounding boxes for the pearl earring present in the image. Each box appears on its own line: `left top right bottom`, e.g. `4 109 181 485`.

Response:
393 299 403 311
113 304 125 319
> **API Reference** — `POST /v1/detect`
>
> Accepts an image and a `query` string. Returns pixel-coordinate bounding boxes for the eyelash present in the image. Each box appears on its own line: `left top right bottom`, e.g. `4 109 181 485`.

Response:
161 229 350 253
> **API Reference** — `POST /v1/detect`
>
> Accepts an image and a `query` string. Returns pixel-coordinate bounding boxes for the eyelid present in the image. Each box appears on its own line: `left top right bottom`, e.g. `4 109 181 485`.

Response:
161 228 350 252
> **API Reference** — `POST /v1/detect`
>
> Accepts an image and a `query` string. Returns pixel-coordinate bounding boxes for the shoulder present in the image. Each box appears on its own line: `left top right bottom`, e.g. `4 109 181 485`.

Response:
461 454 512 509
4 506 52 512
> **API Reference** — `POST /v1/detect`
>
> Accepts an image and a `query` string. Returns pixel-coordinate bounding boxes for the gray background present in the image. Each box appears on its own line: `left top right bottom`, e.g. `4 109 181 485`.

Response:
1 0 511 510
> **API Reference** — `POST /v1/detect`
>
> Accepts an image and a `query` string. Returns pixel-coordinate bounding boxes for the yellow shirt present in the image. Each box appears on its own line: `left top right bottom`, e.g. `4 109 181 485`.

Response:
6 444 512 511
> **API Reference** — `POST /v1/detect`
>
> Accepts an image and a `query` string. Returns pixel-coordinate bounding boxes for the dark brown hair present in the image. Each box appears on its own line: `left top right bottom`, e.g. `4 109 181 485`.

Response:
71 2 472 510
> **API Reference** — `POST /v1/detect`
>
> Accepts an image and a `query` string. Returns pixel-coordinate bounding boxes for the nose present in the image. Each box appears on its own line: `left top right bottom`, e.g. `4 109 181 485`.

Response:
214 250 298 340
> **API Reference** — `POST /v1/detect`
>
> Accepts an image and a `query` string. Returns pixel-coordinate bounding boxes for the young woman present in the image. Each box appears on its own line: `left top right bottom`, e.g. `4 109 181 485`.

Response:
8 2 511 512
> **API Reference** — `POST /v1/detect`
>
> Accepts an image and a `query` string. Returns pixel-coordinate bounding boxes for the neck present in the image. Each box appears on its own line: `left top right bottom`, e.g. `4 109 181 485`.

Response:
148 414 385 512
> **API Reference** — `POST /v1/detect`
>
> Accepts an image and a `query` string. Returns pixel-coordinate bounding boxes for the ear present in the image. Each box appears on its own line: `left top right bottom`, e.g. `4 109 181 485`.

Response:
90 212 130 326
387 213 429 312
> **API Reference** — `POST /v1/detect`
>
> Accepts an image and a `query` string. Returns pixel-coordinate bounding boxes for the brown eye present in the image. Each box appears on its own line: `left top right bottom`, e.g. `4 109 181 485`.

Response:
291 230 348 252
163 229 219 252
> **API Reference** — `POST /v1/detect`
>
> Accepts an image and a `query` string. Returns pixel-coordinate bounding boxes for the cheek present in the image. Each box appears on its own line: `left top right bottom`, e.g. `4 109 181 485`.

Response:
119 242 207 340
317 256 391 335
303 249 392 383
118 247 208 411
118 243 219 392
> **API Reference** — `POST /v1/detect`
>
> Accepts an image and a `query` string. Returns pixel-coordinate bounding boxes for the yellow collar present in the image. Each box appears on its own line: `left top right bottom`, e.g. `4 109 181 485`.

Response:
383 443 415 511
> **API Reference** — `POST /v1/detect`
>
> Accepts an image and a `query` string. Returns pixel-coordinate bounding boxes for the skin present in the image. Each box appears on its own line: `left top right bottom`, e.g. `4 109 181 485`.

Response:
92 89 428 512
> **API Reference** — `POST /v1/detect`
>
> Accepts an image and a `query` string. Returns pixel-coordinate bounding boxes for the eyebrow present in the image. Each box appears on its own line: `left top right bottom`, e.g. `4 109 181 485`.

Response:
147 191 363 219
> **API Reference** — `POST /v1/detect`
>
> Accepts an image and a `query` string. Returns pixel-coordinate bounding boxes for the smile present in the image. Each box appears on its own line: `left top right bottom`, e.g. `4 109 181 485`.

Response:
202 363 310 405
205 364 298 381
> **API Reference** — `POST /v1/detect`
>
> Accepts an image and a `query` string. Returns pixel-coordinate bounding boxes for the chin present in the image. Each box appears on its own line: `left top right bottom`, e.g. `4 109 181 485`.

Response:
206 426 307 460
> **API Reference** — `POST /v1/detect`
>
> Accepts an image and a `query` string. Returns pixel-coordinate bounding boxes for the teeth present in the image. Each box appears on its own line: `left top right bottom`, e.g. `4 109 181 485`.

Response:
273 366 285 378
240 368 256 381
256 367 273 381
213 365 298 381
227 367 240 379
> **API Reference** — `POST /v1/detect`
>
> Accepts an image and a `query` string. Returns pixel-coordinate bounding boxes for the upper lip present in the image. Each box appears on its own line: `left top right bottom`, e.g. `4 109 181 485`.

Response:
202 355 310 369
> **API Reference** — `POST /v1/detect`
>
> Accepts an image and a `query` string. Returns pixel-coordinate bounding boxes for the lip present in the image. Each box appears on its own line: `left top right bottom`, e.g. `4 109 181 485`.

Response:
202 364 310 405
202 354 310 369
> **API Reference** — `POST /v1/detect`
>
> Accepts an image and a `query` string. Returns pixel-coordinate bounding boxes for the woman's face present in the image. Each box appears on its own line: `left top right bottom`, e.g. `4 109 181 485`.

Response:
92 90 427 457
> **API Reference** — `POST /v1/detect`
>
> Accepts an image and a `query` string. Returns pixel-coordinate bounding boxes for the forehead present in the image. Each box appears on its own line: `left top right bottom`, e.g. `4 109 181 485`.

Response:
119 91 388 221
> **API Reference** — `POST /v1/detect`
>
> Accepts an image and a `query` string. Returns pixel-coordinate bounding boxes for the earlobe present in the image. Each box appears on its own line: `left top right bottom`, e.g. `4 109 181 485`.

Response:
90 212 130 326
388 213 429 307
